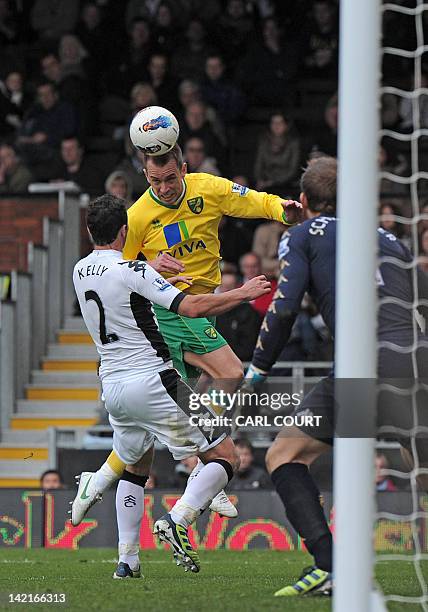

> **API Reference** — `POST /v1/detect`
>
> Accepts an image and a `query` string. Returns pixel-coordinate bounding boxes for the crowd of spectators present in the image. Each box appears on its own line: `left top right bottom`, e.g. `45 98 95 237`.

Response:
1 0 426 364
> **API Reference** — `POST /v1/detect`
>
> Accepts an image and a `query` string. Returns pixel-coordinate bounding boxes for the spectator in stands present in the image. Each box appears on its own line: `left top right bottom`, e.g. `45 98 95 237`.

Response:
375 453 397 492
40 469 64 490
0 70 31 139
31 0 79 42
418 228 428 275
40 52 94 140
130 82 157 113
237 17 299 107
53 136 105 195
105 170 133 207
303 0 338 79
229 439 271 490
254 112 300 195
75 2 109 73
177 79 226 147
180 101 225 168
115 136 149 197
201 54 246 125
252 220 285 278
379 202 408 243
0 143 32 193
147 53 178 112
184 137 220 175
215 272 261 361
311 92 338 157
107 18 154 96
239 251 277 316
17 81 77 166
58 34 90 79
152 2 180 56
172 19 214 82
214 0 254 67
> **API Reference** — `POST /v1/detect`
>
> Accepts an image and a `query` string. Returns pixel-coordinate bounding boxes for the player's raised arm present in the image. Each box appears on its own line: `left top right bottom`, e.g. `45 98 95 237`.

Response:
247 228 310 381
177 275 271 318
213 175 303 226
121 257 271 318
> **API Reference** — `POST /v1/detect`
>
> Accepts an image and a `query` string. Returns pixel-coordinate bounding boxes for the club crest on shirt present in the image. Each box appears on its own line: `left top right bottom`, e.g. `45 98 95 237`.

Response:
187 196 204 214
204 326 218 339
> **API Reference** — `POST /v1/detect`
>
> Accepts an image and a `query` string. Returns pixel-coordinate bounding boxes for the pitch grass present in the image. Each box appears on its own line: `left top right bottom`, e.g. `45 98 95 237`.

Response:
0 549 426 612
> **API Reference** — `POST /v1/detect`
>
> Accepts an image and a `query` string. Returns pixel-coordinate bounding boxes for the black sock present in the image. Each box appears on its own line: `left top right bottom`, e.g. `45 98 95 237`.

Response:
271 463 332 572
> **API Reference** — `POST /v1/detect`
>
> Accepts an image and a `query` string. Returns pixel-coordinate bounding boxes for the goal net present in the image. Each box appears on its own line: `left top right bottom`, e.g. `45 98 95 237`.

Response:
375 1 428 609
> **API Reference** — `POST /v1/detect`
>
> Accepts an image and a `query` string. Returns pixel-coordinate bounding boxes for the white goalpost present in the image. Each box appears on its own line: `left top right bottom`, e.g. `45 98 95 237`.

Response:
334 1 381 611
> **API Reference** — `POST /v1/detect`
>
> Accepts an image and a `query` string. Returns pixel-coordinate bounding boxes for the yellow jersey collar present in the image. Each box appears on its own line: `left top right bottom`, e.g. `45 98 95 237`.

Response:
149 179 187 209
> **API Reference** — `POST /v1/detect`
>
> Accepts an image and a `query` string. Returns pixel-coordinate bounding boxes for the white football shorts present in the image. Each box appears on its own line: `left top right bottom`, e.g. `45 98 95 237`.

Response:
102 368 227 465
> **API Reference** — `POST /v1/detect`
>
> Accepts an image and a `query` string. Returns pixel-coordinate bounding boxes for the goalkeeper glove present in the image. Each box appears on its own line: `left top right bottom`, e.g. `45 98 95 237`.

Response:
242 364 268 391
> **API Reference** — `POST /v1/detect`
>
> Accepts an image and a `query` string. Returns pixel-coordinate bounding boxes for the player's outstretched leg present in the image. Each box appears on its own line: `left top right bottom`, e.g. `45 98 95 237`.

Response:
70 450 125 526
187 458 237 518
266 430 333 597
154 439 238 573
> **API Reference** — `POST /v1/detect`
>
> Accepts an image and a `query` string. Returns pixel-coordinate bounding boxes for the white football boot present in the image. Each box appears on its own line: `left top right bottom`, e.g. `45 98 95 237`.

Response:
70 472 102 526
209 489 238 518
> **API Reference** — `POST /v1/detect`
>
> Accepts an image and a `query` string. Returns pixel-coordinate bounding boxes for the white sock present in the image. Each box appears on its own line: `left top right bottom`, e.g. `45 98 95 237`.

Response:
188 458 204 481
170 462 229 528
116 480 144 570
92 462 120 494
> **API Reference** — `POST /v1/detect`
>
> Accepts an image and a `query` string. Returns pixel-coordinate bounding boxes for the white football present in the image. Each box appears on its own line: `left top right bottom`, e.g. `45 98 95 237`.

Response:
129 106 179 156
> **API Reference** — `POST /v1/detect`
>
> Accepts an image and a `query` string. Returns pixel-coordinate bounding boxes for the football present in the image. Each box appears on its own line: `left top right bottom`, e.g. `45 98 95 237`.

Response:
129 106 179 156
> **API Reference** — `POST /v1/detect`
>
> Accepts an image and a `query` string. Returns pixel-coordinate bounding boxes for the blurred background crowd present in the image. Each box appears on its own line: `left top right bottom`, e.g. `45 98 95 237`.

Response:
0 0 427 366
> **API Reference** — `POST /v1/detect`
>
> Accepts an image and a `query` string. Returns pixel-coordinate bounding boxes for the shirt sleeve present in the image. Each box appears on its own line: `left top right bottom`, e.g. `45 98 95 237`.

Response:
118 260 185 311
212 176 287 224
123 206 144 260
252 228 311 372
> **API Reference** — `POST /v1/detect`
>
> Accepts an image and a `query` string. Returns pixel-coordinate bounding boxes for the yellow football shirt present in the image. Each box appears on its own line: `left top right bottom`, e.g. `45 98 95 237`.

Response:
123 173 287 294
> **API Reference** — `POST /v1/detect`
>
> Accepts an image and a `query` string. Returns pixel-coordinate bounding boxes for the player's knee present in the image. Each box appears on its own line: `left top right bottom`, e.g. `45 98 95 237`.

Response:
265 440 306 473
126 463 147 476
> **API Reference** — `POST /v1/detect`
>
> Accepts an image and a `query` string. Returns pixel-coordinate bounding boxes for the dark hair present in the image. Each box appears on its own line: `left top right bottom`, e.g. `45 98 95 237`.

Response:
61 135 82 147
234 438 254 453
40 469 63 484
300 156 337 214
379 201 405 239
86 194 127 245
36 79 56 91
142 143 183 170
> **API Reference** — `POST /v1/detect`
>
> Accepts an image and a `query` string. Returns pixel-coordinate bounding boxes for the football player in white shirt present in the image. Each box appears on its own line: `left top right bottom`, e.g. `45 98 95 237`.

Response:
71 194 271 575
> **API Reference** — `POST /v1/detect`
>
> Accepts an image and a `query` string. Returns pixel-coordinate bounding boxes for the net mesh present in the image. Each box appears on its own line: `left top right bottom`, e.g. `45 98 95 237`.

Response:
377 1 428 608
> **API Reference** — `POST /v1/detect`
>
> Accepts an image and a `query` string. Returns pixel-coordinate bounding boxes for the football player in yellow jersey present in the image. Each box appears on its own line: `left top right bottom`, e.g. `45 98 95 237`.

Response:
113 144 302 576
123 144 302 383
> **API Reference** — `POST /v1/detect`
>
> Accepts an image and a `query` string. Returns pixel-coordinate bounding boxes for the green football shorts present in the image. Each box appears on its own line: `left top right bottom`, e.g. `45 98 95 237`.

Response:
153 304 228 380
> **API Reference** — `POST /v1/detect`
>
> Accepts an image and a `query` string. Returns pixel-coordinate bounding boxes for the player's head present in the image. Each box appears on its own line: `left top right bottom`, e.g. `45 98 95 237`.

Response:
142 144 186 205
86 194 128 248
300 156 337 216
